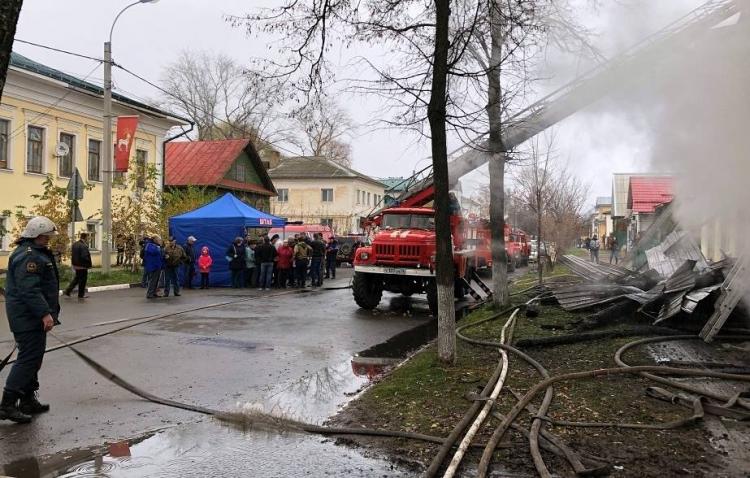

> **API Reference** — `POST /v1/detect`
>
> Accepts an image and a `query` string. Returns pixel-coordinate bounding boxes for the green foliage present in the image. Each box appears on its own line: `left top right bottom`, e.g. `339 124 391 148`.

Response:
110 161 163 243
160 186 219 233
12 175 76 259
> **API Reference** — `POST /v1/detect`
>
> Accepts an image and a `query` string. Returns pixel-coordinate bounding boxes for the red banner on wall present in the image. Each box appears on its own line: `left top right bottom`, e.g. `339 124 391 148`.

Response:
114 115 139 172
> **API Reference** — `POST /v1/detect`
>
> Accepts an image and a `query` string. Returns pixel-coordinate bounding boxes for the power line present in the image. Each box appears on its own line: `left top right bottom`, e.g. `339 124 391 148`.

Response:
113 63 304 158
7 62 103 142
12 37 304 158
13 38 103 63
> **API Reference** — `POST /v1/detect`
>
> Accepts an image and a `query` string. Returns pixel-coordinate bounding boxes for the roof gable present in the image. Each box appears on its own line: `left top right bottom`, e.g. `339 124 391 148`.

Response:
268 156 385 187
166 139 276 195
627 176 674 213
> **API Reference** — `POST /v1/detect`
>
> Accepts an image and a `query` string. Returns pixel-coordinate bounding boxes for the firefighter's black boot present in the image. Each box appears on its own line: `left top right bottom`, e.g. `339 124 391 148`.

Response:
19 391 50 415
0 390 32 424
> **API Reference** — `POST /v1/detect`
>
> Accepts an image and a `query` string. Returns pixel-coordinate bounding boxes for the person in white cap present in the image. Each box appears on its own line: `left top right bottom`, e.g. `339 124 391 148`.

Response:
183 235 198 289
1 216 60 424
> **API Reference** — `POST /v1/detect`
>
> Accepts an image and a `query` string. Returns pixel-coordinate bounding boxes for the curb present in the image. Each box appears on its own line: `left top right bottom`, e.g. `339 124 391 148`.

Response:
57 283 141 296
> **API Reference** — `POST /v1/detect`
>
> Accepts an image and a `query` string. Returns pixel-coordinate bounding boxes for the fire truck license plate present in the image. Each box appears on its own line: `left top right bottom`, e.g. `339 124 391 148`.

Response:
384 267 407 275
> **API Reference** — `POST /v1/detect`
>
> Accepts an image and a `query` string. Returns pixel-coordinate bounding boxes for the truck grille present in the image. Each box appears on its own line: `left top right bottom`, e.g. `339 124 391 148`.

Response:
374 243 421 265
399 245 420 258
375 244 396 257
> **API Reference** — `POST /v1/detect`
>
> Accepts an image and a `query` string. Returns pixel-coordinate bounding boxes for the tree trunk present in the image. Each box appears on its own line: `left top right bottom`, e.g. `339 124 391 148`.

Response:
428 0 455 364
0 0 23 99
537 200 543 286
487 1 510 307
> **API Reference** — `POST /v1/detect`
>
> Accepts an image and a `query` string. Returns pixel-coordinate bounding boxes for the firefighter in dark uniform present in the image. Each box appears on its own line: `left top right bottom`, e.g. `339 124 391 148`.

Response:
0 216 60 424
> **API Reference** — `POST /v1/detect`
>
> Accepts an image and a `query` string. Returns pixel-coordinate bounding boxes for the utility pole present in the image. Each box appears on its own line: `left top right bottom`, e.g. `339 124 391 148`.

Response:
101 0 160 274
102 40 113 273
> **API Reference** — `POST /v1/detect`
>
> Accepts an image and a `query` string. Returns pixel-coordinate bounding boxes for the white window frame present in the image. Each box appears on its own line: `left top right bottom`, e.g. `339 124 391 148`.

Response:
25 124 47 175
367 192 371 205
321 188 334 203
278 188 289 202
356 190 361 205
86 222 100 251
0 117 11 171
58 131 76 179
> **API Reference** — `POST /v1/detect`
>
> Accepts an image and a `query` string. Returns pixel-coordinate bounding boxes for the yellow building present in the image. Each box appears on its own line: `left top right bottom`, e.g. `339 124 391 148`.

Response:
267 156 386 234
0 53 187 268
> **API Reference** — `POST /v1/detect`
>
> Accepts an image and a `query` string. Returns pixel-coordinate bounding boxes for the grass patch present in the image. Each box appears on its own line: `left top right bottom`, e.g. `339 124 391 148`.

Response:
1 266 141 289
333 271 723 476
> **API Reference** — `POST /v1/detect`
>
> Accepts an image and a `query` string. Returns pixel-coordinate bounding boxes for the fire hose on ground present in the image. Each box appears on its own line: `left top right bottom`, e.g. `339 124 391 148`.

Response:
424 299 750 478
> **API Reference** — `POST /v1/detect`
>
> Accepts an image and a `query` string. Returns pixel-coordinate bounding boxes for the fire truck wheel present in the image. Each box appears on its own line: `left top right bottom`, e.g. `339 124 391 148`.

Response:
352 272 383 310
426 282 438 315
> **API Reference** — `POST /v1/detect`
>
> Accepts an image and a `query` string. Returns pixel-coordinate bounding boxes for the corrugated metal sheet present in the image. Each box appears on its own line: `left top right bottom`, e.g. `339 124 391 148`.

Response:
664 260 697 293
656 291 688 324
560 255 631 282
682 285 722 314
625 283 666 306
549 283 645 311
645 230 708 278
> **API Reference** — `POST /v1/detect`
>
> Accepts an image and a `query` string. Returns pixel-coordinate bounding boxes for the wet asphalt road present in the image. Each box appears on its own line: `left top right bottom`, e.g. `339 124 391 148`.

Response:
0 269 432 477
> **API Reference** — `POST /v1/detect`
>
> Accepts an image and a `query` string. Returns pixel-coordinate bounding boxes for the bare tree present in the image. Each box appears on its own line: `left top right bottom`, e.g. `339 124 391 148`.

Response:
293 99 354 167
160 50 287 144
513 134 555 285
0 0 23 99
458 0 597 307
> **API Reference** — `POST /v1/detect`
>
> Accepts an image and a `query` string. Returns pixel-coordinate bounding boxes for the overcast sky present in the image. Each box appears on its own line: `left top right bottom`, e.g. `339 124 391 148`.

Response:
13 0 707 207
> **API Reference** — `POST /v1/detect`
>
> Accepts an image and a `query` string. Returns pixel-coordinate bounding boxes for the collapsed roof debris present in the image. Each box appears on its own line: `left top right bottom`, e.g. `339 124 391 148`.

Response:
554 227 747 341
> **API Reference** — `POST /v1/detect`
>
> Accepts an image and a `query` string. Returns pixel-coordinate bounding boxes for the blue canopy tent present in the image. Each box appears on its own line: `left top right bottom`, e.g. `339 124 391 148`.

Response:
169 193 285 287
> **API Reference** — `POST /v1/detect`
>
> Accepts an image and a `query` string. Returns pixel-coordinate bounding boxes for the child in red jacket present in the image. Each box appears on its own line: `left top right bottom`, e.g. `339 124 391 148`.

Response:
198 246 213 289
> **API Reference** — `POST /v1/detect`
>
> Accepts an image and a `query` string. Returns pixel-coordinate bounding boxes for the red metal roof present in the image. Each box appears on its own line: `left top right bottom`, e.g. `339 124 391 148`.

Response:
165 139 275 196
628 176 674 213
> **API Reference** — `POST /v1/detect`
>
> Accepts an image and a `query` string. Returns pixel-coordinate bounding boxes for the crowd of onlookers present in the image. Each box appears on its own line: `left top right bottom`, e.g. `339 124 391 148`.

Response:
136 232 344 299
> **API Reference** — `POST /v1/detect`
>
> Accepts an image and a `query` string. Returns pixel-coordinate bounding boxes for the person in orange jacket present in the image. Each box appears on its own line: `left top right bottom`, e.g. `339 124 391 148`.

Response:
197 246 213 289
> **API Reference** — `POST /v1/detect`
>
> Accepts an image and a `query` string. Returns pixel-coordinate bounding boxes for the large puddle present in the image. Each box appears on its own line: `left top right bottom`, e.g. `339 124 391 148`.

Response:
3 315 439 478
4 422 413 477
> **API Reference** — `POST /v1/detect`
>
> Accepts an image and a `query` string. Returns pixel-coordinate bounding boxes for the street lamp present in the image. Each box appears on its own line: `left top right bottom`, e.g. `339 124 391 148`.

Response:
102 0 159 274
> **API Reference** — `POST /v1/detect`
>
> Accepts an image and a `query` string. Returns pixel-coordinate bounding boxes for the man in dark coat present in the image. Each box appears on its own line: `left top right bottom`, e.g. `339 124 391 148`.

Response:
309 233 326 287
255 237 277 290
1 216 61 423
183 235 197 289
64 232 92 299
225 237 246 289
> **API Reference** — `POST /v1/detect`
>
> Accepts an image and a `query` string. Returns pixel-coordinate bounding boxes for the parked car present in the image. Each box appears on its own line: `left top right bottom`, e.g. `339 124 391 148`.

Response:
529 240 548 263
335 234 369 266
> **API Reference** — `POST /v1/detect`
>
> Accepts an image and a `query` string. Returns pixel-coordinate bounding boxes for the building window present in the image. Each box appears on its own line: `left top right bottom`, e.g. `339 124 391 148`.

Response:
86 223 98 250
0 216 8 250
321 188 333 202
58 132 75 178
0 119 9 170
135 149 147 189
277 188 288 202
367 192 371 205
321 218 333 227
88 139 101 181
26 126 44 174
232 161 247 182
356 190 361 205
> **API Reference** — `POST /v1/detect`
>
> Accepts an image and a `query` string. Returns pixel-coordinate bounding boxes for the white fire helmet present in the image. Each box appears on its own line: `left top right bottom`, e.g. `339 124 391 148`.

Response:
21 216 59 238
